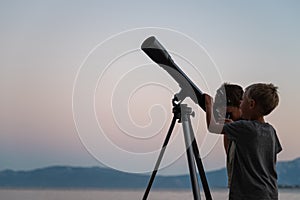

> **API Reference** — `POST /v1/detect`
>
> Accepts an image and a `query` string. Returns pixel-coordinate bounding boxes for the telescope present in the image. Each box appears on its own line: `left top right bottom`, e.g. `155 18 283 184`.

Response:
141 36 212 200
141 36 206 111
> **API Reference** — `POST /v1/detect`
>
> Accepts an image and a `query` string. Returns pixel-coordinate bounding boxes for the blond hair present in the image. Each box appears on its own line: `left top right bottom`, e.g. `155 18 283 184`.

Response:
245 83 279 116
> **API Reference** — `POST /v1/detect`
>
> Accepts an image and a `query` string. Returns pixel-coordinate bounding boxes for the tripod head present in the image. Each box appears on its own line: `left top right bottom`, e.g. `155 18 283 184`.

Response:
141 36 206 111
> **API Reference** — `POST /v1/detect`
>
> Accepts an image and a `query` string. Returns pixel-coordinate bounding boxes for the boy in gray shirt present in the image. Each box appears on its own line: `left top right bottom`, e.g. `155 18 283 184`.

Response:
205 83 282 200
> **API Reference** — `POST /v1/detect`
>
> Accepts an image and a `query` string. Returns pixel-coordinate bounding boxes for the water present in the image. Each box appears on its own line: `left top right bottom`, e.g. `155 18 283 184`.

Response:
0 189 299 200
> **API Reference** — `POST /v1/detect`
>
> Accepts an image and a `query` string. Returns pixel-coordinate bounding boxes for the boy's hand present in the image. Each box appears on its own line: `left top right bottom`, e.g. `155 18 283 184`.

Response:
221 118 234 124
225 118 233 123
204 93 224 134
217 118 233 125
204 94 213 110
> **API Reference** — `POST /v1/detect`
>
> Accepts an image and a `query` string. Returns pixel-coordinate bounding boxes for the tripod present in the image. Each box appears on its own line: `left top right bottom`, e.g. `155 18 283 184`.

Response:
142 97 212 200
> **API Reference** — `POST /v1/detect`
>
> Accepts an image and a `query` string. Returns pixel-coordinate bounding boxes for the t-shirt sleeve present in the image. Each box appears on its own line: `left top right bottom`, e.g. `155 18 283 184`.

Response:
223 120 248 141
274 129 282 154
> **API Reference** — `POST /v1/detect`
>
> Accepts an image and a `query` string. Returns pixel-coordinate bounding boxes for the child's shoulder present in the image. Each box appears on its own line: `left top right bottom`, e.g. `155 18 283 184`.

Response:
233 120 276 133
229 119 251 126
227 120 274 130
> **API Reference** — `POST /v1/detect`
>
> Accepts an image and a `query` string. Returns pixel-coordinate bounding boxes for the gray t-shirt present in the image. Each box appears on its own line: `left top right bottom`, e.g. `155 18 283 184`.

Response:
223 120 282 200
227 140 235 187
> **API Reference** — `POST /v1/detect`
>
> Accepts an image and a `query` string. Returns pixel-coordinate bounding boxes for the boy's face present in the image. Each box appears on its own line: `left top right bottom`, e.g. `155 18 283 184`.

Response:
214 105 241 121
240 91 255 119
226 106 242 121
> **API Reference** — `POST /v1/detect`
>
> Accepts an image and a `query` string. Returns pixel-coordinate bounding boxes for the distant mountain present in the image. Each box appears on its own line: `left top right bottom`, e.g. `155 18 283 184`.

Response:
277 157 300 187
0 166 190 189
0 158 299 189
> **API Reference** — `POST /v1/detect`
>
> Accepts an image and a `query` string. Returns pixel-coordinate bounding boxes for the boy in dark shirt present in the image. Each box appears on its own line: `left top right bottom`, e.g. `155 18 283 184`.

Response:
213 83 243 187
205 83 282 200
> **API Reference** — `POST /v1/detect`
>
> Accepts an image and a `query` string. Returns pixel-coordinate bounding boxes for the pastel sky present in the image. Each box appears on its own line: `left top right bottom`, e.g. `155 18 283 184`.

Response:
1 1 299 175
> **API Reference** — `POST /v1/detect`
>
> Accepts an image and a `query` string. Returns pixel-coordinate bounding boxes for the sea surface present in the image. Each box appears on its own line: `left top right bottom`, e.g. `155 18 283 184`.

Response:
0 188 299 200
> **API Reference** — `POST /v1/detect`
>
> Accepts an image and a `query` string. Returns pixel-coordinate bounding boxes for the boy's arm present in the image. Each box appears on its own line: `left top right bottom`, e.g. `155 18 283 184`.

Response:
204 94 225 134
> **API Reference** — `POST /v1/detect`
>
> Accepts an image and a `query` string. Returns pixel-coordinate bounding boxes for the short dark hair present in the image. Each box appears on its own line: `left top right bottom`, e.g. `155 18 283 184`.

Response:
214 83 244 108
245 83 279 116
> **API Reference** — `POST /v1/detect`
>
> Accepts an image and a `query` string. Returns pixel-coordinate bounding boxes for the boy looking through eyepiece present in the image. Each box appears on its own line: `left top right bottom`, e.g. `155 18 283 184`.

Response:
213 83 243 188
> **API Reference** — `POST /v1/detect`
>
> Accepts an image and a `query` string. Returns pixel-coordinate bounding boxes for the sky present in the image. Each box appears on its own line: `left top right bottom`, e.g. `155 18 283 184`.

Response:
0 1 299 175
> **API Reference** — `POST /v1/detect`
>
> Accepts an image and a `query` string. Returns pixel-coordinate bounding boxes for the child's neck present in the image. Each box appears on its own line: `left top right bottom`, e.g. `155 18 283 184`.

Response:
255 116 265 123
250 115 265 123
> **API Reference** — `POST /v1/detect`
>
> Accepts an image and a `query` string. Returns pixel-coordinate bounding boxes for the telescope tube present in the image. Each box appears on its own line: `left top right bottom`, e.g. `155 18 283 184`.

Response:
141 36 206 111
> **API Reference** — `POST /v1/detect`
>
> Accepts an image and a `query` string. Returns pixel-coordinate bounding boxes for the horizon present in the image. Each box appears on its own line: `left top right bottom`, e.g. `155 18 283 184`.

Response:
1 156 300 174
0 157 299 192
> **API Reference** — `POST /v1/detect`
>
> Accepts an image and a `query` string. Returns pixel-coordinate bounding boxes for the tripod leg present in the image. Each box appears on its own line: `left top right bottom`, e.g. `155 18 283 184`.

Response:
182 115 201 200
142 116 177 200
188 120 212 200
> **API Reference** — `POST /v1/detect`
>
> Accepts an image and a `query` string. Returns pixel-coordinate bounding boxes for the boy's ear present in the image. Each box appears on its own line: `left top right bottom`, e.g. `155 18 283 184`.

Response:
249 99 256 109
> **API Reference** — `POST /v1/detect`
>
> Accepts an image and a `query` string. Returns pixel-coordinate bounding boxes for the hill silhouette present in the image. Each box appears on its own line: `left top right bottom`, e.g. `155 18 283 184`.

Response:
0 158 299 189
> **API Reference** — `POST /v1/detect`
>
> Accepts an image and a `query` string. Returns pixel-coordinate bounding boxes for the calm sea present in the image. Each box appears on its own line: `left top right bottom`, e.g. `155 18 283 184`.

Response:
0 189 299 200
